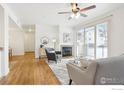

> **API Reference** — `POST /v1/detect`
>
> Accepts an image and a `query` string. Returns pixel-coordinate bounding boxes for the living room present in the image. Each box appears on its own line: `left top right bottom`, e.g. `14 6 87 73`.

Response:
1 2 124 87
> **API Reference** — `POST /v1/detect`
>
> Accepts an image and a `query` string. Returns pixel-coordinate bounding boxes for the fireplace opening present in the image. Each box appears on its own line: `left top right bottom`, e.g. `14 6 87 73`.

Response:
62 46 72 57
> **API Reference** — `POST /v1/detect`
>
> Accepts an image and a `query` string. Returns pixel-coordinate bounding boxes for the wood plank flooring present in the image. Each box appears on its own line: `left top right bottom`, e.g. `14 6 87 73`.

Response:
0 53 60 85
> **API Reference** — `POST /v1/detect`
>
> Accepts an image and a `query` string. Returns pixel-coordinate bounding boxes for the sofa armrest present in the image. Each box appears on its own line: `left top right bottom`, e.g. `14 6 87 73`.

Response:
68 62 87 71
66 63 94 85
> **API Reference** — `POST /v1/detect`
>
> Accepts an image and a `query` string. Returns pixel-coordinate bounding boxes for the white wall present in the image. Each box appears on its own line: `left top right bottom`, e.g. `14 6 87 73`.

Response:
0 4 23 78
0 6 4 77
109 7 124 56
0 51 2 78
0 4 9 78
35 24 59 58
58 25 77 57
59 25 74 46
1 4 22 30
0 5 4 47
9 18 24 56
24 31 35 52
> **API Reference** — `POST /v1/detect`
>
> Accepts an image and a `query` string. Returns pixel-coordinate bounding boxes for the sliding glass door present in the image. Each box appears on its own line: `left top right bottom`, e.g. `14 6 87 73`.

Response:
96 22 108 59
84 27 95 59
77 29 84 57
76 22 108 59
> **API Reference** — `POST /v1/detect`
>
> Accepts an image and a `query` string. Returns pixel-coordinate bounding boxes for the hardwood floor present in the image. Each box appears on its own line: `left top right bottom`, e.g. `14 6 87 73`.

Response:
0 52 60 85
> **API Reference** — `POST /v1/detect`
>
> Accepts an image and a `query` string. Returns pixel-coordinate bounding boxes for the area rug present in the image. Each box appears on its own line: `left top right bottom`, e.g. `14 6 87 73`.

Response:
48 60 71 85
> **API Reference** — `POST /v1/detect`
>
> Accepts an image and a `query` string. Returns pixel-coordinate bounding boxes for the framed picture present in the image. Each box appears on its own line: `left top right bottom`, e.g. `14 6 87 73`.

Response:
40 36 49 45
63 33 71 43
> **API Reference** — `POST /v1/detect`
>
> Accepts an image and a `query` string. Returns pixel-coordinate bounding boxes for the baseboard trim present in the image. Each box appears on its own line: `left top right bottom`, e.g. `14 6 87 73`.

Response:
25 51 35 53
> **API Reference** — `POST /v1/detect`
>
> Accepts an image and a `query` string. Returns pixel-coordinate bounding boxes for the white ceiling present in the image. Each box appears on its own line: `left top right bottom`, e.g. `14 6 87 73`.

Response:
7 3 124 27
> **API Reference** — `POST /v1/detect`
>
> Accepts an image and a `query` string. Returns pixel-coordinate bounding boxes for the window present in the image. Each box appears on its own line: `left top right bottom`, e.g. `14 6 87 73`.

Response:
77 29 84 57
84 27 95 59
96 22 108 59
76 22 108 59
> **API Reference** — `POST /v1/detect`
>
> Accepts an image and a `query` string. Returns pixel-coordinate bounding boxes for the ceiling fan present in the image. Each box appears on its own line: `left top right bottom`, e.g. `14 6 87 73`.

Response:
58 3 96 20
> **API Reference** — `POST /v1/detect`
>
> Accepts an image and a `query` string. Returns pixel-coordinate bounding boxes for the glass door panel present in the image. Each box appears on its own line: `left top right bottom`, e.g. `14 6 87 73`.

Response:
76 22 108 60
84 27 95 59
96 22 108 59
77 29 84 57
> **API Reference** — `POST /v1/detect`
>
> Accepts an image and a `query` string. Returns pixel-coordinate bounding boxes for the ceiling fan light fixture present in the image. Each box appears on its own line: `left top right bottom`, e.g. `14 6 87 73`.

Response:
71 3 77 10
58 3 95 20
71 13 75 18
75 12 80 19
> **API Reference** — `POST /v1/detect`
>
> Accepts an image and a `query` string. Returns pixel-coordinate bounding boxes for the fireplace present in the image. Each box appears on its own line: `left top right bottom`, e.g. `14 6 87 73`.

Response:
61 46 72 57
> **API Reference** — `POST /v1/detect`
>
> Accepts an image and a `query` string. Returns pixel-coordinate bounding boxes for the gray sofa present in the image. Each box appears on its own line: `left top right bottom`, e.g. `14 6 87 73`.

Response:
66 56 124 85
95 56 124 85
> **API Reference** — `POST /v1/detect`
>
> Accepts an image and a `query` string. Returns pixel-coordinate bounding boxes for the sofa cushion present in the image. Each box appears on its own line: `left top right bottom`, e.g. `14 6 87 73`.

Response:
95 56 124 85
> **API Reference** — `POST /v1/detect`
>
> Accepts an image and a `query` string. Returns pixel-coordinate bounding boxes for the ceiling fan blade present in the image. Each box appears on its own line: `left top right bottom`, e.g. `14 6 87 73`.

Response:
58 12 71 14
80 5 96 12
80 13 88 17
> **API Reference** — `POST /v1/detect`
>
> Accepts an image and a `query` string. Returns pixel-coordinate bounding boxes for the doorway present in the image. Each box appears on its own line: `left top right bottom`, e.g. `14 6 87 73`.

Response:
23 25 35 54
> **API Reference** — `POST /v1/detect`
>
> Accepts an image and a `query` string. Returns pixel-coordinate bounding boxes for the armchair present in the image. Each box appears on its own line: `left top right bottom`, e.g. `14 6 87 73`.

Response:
66 61 97 85
45 48 57 63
